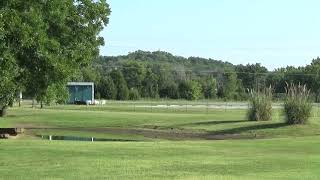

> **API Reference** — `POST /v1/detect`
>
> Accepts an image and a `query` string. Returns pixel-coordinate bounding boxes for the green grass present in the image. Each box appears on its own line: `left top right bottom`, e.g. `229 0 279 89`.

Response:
1 102 320 179
1 104 320 139
1 137 320 179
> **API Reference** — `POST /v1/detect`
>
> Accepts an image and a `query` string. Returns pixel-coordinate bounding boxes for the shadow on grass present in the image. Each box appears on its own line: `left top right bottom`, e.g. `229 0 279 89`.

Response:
6 115 18 118
192 120 246 125
176 120 246 128
208 122 288 135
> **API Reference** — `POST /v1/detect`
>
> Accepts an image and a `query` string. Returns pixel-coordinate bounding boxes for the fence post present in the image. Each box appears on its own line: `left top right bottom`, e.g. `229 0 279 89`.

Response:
166 97 169 111
186 101 188 112
133 101 136 112
225 102 227 112
206 98 209 114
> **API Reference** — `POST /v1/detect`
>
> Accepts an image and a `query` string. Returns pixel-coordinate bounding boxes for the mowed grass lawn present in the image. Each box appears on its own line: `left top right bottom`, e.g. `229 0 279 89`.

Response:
1 104 320 139
1 137 320 180
1 103 320 179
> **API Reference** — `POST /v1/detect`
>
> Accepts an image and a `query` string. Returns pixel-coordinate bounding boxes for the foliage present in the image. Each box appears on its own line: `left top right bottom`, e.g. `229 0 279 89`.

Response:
98 76 116 100
202 77 217 99
179 81 202 100
247 87 273 121
0 7 19 114
141 69 159 98
122 61 146 89
129 88 141 100
236 63 268 90
284 83 312 125
110 70 129 100
1 0 110 109
41 83 69 106
159 83 179 99
218 71 238 100
0 52 17 114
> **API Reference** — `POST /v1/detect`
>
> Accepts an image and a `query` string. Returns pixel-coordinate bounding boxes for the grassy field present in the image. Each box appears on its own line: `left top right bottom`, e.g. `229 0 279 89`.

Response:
1 101 320 179
1 103 320 139
1 137 319 179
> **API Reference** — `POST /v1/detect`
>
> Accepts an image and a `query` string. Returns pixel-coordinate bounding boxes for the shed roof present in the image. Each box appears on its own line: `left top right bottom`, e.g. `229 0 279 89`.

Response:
67 82 94 86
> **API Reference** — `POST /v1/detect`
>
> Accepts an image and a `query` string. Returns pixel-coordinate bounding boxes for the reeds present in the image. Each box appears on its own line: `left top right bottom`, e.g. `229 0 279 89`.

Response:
284 83 312 125
247 87 273 121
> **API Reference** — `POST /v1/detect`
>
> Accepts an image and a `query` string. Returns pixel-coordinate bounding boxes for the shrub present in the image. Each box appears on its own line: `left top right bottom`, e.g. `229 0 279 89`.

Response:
247 87 273 121
284 83 312 125
179 81 202 100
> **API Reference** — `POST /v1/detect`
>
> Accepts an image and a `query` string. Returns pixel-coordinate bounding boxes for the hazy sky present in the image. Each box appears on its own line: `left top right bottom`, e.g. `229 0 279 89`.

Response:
100 0 320 70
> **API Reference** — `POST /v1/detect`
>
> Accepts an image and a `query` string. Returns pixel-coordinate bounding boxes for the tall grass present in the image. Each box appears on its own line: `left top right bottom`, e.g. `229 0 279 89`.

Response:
247 87 273 121
284 83 312 125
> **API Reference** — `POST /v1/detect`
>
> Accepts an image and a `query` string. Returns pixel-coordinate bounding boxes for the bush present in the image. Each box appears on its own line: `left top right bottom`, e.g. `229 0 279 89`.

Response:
284 83 312 125
247 87 273 121
179 81 202 100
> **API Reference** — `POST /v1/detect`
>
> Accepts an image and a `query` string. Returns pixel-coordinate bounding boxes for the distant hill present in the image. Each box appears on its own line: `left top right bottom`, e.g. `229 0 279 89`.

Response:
95 50 234 75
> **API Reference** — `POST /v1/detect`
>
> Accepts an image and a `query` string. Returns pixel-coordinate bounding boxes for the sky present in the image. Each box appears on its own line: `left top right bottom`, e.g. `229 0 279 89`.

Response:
100 0 320 70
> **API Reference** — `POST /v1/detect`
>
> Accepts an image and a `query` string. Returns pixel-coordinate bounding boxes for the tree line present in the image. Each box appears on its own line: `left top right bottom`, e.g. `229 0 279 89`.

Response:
75 50 320 102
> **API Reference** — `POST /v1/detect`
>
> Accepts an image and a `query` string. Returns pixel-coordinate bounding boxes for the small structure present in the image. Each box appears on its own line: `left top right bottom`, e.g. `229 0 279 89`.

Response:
67 82 94 104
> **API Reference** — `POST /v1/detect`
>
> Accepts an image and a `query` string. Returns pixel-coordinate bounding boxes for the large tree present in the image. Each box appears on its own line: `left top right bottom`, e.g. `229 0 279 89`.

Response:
179 80 202 100
0 0 110 115
110 70 129 100
235 63 268 90
141 69 159 98
122 61 146 90
217 70 238 100
98 76 116 100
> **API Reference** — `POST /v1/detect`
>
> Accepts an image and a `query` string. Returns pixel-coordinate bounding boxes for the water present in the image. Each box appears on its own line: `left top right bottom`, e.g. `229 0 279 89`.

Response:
39 135 139 142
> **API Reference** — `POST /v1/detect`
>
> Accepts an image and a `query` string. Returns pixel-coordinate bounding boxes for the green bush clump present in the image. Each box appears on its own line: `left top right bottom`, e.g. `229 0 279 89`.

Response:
284 83 312 125
247 87 273 121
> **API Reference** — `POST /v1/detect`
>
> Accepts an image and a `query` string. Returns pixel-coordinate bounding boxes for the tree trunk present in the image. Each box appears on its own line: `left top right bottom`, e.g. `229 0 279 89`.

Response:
0 106 8 117
40 101 43 109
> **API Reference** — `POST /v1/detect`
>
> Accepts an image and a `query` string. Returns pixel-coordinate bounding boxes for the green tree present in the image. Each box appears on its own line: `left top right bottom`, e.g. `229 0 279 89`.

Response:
41 83 69 106
179 80 202 100
235 63 268 90
98 76 116 100
0 51 17 116
218 71 238 100
1 0 110 111
122 61 146 90
129 88 140 100
305 58 320 101
202 77 217 99
110 70 129 100
159 83 179 99
141 69 159 98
